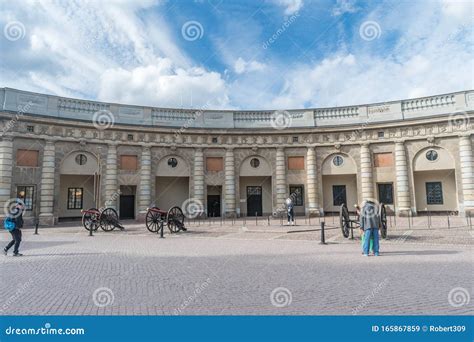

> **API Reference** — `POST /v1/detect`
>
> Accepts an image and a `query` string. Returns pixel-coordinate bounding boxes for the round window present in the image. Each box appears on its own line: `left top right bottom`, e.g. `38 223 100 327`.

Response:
168 157 178 168
75 154 87 166
333 155 344 166
250 158 260 168
426 150 438 161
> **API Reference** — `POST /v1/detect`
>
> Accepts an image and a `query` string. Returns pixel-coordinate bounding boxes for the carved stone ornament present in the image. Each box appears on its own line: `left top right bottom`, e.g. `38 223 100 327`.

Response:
79 139 87 146
334 143 341 150
427 136 435 145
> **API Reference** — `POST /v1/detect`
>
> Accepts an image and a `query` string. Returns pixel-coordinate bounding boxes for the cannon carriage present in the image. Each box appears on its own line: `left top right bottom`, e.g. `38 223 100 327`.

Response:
145 206 186 233
339 203 388 239
81 207 124 232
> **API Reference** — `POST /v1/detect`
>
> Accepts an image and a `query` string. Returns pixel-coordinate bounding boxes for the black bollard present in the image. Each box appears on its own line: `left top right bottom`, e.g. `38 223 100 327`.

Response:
89 224 93 237
160 224 164 238
267 216 270 226
447 213 450 229
255 212 258 225
34 219 39 235
319 222 327 245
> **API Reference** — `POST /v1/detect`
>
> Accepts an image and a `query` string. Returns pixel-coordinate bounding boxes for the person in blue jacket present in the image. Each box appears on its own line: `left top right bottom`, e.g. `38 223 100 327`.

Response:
359 200 380 256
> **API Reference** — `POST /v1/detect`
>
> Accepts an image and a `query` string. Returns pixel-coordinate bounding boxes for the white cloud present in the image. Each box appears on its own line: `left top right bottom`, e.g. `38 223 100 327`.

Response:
98 60 230 108
332 0 359 16
272 0 303 15
234 57 267 74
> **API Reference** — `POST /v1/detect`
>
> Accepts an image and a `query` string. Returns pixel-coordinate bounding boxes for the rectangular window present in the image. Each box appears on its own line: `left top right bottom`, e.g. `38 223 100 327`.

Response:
373 152 393 167
26 125 35 132
67 188 83 209
206 157 223 171
377 183 394 204
16 149 39 167
426 182 443 205
289 185 304 206
16 186 34 211
332 185 347 206
120 155 138 171
288 156 305 170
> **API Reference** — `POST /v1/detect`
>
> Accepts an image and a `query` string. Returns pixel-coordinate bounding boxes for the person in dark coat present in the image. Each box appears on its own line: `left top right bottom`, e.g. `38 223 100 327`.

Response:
359 200 380 256
4 197 25 256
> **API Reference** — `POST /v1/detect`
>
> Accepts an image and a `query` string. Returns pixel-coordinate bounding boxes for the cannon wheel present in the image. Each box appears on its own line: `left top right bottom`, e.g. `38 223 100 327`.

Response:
339 203 350 238
167 206 185 233
99 208 119 231
82 208 100 231
146 207 164 233
379 203 388 239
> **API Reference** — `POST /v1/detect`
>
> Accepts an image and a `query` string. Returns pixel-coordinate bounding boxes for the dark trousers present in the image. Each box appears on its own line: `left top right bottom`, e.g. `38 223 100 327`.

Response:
287 208 294 222
5 229 22 254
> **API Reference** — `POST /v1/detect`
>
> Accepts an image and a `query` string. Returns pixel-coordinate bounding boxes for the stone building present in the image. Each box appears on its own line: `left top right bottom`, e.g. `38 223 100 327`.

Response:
0 88 472 225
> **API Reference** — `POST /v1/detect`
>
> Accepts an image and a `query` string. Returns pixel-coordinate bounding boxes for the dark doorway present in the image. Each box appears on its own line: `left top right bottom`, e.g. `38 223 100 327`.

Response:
247 186 262 216
119 195 135 219
207 195 221 217
332 185 347 206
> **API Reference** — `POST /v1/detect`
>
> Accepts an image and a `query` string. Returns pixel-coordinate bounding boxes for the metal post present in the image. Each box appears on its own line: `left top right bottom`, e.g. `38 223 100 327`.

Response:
319 221 327 245
34 218 39 235
350 224 354 240
447 213 450 229
255 212 257 225
267 216 270 226
428 210 431 229
408 211 411 229
89 224 93 237
160 224 164 238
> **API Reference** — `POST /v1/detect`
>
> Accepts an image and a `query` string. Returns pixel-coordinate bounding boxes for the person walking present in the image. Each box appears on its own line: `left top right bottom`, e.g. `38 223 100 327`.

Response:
359 200 380 256
3 197 25 256
286 198 295 226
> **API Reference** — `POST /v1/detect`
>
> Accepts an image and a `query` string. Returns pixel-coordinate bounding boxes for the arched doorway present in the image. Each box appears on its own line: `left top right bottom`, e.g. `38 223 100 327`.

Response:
321 153 358 213
413 146 458 213
239 155 272 216
59 151 100 220
155 155 190 210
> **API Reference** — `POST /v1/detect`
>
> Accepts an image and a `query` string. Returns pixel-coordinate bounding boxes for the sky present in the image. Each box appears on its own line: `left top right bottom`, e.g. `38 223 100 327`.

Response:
0 0 472 110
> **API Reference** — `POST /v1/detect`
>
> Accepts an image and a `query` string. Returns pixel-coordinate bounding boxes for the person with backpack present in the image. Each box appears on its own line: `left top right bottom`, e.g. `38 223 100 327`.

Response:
359 200 380 257
3 197 25 256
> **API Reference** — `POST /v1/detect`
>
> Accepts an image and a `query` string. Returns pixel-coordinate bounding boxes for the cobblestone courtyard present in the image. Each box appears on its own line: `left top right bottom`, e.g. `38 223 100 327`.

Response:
0 220 472 316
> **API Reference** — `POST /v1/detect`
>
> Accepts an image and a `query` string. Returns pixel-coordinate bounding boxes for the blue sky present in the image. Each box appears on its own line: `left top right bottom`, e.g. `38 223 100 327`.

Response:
0 0 472 110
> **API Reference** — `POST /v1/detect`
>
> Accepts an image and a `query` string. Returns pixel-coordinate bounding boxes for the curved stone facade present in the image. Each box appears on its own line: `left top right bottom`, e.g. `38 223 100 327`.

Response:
0 88 473 225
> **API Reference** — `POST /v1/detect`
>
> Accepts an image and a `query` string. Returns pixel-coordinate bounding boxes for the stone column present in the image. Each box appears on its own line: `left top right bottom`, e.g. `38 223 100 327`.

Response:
306 146 321 216
275 148 287 211
193 148 205 216
459 134 473 215
104 143 118 210
137 146 152 221
360 143 374 202
224 148 236 217
0 137 13 218
39 139 56 225
394 141 412 216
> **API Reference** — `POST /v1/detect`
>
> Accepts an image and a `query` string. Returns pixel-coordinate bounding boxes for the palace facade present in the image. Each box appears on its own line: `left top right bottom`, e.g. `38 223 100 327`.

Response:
0 88 472 225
